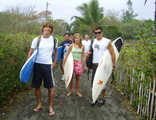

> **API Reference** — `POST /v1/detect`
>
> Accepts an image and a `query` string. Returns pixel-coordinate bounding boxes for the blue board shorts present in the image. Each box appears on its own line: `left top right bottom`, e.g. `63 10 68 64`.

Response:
32 63 55 88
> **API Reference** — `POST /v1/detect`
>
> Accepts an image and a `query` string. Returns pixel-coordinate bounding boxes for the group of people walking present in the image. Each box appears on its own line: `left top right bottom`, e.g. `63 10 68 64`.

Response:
26 21 116 116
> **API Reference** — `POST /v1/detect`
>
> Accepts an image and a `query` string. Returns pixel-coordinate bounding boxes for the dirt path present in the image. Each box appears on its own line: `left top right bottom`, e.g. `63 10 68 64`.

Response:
4 67 137 120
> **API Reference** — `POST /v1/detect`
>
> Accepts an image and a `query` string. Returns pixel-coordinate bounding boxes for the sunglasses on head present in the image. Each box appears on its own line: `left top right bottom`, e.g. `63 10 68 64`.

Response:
94 31 102 34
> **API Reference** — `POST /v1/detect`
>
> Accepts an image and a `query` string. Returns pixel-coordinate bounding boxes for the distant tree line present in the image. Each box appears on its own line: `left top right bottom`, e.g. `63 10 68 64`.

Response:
0 0 154 39
71 0 154 39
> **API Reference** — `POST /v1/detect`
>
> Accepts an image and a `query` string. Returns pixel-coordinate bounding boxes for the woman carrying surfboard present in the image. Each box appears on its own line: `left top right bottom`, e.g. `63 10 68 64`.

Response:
63 33 87 97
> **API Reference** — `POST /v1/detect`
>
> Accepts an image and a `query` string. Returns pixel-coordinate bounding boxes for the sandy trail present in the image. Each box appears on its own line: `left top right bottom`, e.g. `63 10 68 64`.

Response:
5 67 137 120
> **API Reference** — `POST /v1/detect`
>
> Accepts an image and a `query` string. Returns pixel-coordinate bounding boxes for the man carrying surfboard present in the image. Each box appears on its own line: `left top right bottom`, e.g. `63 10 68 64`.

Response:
60 33 72 81
89 26 116 105
26 22 58 116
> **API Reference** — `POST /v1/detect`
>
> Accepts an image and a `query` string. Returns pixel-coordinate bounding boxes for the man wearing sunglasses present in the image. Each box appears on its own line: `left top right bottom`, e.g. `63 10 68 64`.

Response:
90 26 116 105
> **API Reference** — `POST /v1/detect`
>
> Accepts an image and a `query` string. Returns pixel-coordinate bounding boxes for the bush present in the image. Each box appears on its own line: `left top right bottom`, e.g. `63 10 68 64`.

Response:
120 37 156 74
103 25 122 39
115 36 156 110
0 33 35 103
0 33 64 103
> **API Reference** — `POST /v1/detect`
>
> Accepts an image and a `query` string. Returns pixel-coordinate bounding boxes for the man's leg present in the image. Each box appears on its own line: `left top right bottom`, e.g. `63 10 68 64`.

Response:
34 87 42 112
32 63 43 112
101 89 106 99
89 64 98 105
98 88 106 105
48 88 55 114
60 59 65 80
91 64 98 87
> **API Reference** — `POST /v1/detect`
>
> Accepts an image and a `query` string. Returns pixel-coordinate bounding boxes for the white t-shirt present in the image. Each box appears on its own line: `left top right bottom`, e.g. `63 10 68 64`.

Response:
31 35 58 64
82 40 91 53
92 37 111 63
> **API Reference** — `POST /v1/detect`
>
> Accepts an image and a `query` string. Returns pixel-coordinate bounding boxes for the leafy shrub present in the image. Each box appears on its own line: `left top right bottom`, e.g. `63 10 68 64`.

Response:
0 33 35 103
0 33 63 103
115 36 156 109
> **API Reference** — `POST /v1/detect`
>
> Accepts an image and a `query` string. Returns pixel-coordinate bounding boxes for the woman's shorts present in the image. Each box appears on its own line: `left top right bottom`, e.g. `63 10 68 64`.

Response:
73 61 83 74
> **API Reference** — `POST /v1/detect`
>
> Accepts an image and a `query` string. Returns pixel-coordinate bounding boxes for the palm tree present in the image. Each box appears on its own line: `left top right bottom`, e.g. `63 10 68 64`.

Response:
144 0 148 5
71 0 104 33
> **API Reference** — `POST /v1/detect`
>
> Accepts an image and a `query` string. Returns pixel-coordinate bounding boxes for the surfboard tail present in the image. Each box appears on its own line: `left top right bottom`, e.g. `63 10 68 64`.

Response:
92 89 99 103
65 76 72 88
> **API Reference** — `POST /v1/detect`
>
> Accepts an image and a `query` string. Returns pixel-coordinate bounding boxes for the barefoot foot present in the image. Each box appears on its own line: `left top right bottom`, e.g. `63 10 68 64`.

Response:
76 92 82 97
67 91 72 96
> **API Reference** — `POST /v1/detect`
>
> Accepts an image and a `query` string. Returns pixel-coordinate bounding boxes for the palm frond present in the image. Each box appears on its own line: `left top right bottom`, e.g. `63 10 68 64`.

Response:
144 0 148 5
71 0 104 32
72 16 88 24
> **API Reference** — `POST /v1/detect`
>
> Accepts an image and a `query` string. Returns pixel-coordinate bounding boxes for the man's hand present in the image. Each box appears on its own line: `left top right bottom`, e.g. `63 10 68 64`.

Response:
52 63 56 68
86 51 92 57
112 66 116 71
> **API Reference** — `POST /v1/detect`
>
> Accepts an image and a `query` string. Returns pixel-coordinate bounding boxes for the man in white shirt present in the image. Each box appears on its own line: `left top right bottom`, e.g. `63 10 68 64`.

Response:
82 34 91 55
90 26 116 106
26 22 58 116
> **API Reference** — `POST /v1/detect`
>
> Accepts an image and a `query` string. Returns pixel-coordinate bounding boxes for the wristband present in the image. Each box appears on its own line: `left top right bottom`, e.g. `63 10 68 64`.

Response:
113 66 116 68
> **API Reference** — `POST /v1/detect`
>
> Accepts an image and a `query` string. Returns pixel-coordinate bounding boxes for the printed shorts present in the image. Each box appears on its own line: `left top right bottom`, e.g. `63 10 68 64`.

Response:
73 61 83 74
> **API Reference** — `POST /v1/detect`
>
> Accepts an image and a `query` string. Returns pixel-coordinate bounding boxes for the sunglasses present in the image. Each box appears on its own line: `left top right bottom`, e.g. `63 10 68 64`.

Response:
94 31 102 34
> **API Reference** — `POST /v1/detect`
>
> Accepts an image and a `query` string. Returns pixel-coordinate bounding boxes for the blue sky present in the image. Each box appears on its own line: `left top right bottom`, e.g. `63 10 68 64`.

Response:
0 0 154 23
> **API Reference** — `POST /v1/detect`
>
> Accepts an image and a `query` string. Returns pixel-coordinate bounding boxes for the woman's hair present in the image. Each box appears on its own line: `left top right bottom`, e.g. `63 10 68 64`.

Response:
73 33 82 48
42 21 53 33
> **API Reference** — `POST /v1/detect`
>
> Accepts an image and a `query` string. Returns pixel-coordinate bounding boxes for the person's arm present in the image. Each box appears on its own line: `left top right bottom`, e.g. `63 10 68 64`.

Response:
82 46 87 70
26 48 34 61
63 44 73 67
52 48 58 68
86 40 93 56
26 37 38 61
107 42 116 71
26 36 40 61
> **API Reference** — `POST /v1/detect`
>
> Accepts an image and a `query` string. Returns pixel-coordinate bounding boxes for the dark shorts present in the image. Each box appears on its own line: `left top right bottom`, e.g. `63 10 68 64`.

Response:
32 63 55 88
91 64 98 87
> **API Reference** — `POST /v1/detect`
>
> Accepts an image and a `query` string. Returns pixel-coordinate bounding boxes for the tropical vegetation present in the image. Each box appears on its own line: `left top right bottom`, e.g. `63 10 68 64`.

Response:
0 0 155 119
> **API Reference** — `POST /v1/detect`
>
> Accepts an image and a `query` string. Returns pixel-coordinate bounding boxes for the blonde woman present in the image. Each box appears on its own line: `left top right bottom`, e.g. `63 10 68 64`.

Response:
63 33 87 97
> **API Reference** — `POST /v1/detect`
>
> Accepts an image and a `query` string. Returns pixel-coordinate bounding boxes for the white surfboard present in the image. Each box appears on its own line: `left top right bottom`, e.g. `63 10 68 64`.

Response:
64 53 74 88
92 37 123 103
